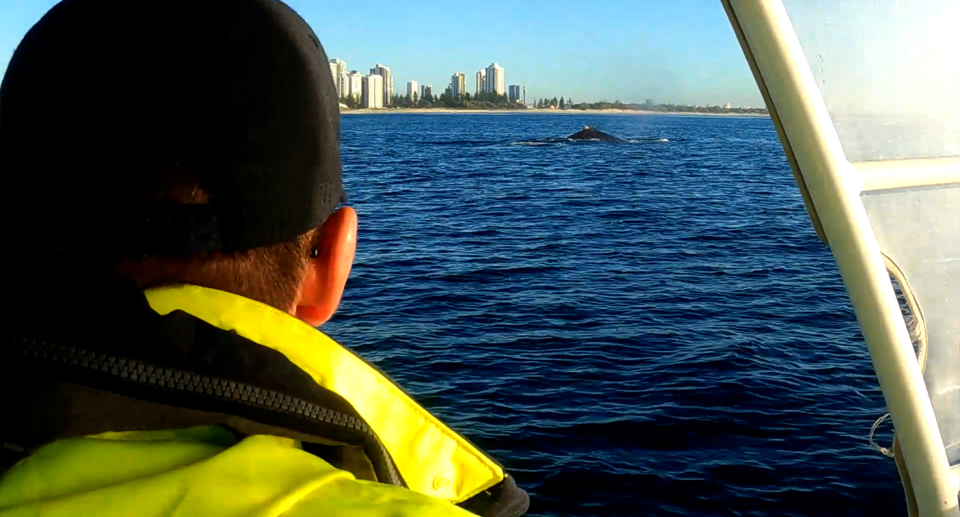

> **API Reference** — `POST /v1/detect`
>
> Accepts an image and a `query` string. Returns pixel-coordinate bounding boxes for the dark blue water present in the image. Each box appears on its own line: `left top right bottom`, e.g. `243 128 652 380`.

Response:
324 113 901 516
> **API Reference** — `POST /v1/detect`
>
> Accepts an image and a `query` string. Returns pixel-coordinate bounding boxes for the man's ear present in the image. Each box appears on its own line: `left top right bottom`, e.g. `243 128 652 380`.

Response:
295 206 357 327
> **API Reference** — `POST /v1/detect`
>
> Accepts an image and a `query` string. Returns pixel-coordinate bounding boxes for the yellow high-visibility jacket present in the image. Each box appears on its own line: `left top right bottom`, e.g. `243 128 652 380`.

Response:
0 282 528 517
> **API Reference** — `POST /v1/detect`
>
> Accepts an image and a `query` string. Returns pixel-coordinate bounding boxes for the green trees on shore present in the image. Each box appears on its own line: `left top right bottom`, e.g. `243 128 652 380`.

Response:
340 95 362 109
344 90 768 115
528 97 766 114
534 97 566 109
373 90 523 110
536 98 560 109
568 99 768 114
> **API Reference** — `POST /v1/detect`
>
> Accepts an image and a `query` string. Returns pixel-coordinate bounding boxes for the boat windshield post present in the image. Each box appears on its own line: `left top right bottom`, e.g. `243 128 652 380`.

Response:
722 0 960 515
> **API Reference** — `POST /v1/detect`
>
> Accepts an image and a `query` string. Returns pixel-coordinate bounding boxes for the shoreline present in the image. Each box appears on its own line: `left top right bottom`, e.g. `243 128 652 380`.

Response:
341 108 769 117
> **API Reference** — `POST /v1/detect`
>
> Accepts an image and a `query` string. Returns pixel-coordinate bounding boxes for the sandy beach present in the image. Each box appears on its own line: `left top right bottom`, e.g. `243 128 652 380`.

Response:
341 108 769 117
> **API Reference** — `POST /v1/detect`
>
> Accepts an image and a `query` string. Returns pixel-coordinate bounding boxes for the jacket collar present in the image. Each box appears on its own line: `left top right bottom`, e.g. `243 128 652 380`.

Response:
144 285 504 504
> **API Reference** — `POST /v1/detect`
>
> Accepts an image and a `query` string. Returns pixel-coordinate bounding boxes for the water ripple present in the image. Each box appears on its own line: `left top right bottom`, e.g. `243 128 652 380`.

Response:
326 114 899 516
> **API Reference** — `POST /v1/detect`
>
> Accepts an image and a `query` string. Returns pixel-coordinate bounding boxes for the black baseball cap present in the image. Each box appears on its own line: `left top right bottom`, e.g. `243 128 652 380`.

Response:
1 0 344 265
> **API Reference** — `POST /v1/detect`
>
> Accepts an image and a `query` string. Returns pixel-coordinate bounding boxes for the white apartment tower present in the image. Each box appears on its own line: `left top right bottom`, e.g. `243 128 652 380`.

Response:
485 63 505 96
361 74 384 109
475 69 486 95
347 71 363 101
329 59 347 98
451 72 466 99
370 64 393 106
407 80 419 100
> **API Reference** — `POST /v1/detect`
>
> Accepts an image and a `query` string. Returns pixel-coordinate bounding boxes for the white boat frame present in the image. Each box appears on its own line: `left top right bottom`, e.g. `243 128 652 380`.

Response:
720 1 960 516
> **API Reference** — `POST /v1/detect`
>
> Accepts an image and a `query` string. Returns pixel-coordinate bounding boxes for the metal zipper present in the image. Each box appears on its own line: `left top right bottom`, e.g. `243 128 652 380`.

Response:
3 335 403 484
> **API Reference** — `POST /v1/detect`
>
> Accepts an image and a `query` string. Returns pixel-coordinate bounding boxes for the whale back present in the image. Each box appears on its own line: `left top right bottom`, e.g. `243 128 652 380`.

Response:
566 126 623 142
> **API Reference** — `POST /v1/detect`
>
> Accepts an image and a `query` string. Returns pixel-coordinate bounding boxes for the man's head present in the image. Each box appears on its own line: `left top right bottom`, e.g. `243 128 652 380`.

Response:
109 164 358 326
1 0 356 326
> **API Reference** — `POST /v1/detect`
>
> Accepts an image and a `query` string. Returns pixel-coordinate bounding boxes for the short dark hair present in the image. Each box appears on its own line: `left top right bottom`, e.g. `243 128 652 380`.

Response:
113 159 319 313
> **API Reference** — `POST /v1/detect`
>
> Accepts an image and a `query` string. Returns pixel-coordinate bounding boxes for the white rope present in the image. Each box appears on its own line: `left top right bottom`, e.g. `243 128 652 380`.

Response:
869 412 896 458
867 256 927 461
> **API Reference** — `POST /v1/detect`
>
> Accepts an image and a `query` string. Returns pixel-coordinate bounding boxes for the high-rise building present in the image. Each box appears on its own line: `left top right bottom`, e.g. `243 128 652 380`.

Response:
485 63 505 96
475 69 486 95
508 85 521 103
329 59 347 98
451 72 466 99
347 71 363 101
329 62 338 94
423 85 433 99
407 80 419 100
370 64 393 106
361 74 384 109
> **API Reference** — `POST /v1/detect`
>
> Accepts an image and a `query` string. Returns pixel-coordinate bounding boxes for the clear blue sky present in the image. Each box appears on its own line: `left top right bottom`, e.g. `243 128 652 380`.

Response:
0 0 764 107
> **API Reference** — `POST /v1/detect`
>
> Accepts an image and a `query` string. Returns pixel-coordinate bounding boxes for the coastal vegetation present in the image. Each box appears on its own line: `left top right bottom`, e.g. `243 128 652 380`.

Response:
399 91 522 110
568 99 767 115
340 91 521 110
341 94 768 115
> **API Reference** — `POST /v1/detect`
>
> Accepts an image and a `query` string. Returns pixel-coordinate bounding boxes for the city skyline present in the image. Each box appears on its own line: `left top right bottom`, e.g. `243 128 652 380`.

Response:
0 0 765 108
317 50 761 109
333 58 525 107
284 0 765 107
329 55 752 109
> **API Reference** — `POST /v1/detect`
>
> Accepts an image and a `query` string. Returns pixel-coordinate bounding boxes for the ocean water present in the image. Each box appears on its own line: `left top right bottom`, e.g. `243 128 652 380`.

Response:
323 113 902 516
